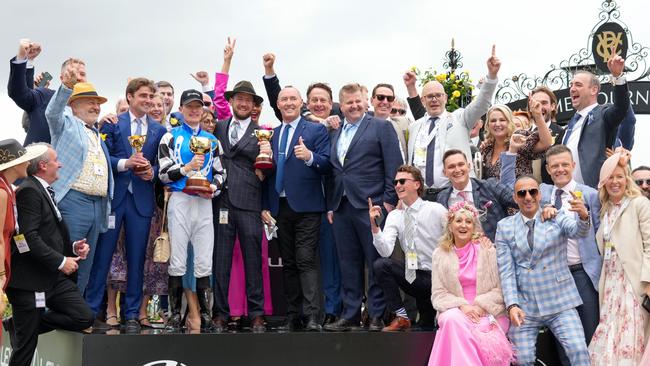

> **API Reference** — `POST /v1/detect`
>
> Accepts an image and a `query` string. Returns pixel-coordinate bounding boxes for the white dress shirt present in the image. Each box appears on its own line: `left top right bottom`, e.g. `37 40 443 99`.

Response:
228 116 252 145
449 180 474 207
551 179 581 265
565 103 597 184
372 198 447 271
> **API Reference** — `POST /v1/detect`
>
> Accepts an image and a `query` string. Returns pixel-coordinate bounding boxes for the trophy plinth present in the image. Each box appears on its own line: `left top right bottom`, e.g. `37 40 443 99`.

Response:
127 135 150 173
254 129 274 169
182 136 218 195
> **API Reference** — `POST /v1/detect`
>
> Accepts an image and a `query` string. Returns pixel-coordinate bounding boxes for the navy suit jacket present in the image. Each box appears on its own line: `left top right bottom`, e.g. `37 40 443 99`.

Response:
328 114 403 211
436 153 518 242
7 57 55 145
100 112 166 217
569 82 629 188
264 118 331 216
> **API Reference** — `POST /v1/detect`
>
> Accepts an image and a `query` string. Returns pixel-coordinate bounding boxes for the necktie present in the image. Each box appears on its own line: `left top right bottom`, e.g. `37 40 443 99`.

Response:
338 124 353 165
425 117 438 187
458 191 469 202
404 208 416 284
46 186 56 203
230 121 240 145
554 189 564 210
275 124 292 194
133 118 143 154
562 113 581 144
526 220 535 250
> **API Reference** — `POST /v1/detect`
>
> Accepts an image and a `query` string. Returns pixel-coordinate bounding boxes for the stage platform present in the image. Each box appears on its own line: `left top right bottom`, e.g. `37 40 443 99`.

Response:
1 324 562 366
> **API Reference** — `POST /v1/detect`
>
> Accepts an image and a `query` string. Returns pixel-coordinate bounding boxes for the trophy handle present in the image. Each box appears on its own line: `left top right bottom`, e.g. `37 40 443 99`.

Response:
210 139 219 153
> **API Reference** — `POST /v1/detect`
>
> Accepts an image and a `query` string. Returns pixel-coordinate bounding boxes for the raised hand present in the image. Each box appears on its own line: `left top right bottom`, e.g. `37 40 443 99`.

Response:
508 133 526 154
224 37 236 62
487 45 501 79
528 93 543 119
568 191 589 220
368 198 382 231
61 66 80 89
190 71 210 87
607 44 625 77
403 70 418 97
293 136 312 161
27 42 41 61
263 53 276 76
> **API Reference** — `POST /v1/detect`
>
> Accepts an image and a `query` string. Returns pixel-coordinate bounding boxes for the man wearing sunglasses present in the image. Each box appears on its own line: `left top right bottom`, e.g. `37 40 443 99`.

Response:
496 175 592 366
632 166 650 199
539 145 601 365
370 83 408 161
405 46 501 193
369 165 447 332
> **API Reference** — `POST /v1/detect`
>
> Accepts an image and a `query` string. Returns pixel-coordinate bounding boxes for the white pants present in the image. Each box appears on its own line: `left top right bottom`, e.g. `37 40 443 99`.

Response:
167 191 214 277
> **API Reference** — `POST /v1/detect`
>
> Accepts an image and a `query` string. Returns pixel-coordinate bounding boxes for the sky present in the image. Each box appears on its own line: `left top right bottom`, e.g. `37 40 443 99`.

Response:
1 0 649 166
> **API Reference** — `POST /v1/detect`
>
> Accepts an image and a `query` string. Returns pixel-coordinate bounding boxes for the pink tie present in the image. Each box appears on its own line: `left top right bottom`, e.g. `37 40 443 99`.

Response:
458 191 469 202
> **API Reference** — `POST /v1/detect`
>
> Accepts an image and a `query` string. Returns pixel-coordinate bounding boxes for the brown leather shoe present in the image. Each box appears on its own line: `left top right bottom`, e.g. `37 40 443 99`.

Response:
251 316 266 333
211 317 227 333
381 316 411 332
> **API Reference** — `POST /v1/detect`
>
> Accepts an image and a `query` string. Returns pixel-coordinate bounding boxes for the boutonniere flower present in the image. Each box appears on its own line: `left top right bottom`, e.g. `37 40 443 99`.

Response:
170 117 179 127
100 133 107 141
478 200 493 222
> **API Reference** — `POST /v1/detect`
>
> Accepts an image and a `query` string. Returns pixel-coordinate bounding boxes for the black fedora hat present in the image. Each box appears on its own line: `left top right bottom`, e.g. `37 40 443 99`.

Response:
224 81 264 105
0 139 48 172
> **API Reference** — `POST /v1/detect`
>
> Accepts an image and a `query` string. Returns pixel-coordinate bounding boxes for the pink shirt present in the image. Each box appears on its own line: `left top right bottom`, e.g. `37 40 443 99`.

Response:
213 72 232 120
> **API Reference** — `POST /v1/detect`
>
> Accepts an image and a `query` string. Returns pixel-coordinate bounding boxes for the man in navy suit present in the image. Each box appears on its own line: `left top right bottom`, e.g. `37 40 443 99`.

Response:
84 78 166 333
540 145 601 364
8 39 87 145
435 147 518 242
261 87 331 332
324 83 403 332
563 51 628 188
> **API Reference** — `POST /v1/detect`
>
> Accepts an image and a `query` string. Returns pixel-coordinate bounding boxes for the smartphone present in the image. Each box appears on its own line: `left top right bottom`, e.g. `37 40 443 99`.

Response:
38 72 53 88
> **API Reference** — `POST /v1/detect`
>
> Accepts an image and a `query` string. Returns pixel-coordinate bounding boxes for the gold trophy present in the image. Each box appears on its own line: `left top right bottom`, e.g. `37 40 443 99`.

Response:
127 135 150 173
254 128 274 169
183 136 218 195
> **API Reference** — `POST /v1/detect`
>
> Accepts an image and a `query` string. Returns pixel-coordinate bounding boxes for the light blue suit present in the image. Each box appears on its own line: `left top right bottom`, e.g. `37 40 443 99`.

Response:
45 85 114 293
496 210 591 366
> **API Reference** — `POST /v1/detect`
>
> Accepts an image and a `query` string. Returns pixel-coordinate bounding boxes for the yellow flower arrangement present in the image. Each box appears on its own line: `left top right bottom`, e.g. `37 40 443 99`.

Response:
412 68 474 112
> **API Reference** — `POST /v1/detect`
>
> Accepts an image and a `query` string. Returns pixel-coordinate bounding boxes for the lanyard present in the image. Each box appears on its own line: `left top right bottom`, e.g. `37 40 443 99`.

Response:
603 198 629 242
0 177 18 233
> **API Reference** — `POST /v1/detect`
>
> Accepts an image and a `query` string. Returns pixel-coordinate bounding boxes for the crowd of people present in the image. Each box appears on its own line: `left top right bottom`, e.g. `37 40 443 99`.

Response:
1 36 649 366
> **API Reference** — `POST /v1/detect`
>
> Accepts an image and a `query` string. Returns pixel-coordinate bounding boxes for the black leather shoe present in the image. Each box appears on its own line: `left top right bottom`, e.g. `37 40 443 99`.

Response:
124 319 141 334
276 315 302 332
92 318 111 331
368 317 385 332
166 314 182 331
323 318 355 332
322 313 337 326
228 317 242 332
305 316 322 332
212 317 227 333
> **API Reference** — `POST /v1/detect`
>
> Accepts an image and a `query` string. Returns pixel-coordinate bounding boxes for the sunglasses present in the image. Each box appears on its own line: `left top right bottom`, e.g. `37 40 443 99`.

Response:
635 179 650 186
375 94 395 102
391 108 406 116
516 188 539 198
393 178 415 186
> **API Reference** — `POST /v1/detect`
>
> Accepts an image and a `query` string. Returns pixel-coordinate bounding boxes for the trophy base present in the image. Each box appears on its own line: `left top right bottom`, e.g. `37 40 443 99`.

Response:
254 157 274 170
182 177 213 195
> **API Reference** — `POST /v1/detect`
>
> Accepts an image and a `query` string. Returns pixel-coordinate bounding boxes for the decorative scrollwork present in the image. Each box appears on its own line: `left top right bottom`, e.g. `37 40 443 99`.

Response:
495 0 650 105
443 48 463 73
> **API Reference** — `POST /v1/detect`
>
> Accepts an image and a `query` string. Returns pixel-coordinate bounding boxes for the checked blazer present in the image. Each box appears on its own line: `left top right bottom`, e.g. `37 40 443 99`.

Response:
495 210 590 317
45 85 114 232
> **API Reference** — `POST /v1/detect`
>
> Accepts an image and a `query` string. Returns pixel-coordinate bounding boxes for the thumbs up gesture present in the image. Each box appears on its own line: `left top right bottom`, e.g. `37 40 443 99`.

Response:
293 136 312 162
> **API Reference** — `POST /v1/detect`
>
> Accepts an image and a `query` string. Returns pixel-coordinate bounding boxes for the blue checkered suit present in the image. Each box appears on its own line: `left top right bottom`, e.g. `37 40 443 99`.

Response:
45 85 113 231
496 210 591 365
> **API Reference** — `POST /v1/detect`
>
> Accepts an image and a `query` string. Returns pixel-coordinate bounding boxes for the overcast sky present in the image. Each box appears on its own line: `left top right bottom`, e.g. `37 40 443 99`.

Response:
2 0 649 165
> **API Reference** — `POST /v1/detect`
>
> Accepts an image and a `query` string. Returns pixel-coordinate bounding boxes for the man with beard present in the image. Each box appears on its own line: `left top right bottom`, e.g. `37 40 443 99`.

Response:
85 78 167 333
633 166 650 199
211 81 268 333
530 86 565 184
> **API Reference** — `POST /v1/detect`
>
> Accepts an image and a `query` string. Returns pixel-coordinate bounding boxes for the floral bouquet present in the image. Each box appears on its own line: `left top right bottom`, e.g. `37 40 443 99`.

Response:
411 67 474 112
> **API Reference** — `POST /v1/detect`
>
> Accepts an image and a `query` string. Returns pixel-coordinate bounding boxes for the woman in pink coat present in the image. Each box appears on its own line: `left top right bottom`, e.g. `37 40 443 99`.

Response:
429 202 513 366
